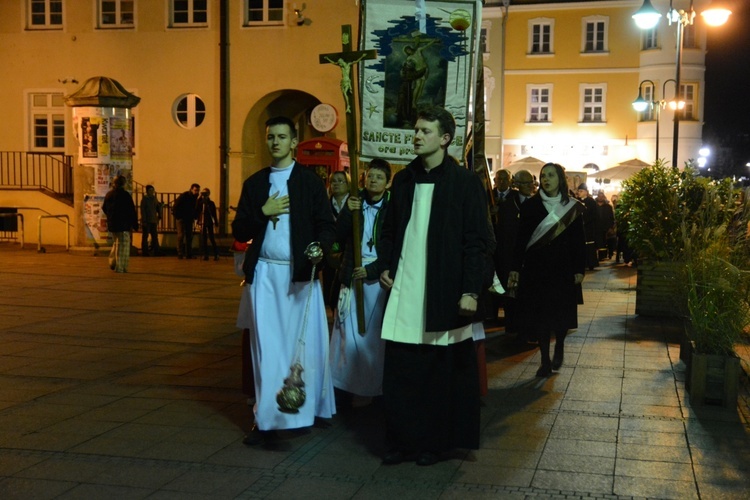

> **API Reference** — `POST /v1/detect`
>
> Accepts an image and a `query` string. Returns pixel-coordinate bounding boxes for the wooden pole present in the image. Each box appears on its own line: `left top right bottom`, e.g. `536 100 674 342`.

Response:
320 25 377 334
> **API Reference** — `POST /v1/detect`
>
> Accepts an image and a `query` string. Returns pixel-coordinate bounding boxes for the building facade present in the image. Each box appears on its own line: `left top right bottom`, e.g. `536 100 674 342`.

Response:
0 0 712 245
482 0 711 183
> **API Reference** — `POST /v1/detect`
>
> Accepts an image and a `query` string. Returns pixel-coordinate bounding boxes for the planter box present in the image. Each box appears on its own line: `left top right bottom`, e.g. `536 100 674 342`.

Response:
635 261 682 317
686 347 741 408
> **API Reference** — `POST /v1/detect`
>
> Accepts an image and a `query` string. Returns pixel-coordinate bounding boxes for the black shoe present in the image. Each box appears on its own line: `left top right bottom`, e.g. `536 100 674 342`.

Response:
214 255 219 261
202 256 209 261
383 448 414 465
552 354 564 371
242 425 274 446
536 365 552 377
178 255 184 260
416 451 440 466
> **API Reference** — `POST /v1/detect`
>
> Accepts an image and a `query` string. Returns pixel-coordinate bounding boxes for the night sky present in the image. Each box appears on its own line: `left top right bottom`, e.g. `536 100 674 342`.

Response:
703 0 750 147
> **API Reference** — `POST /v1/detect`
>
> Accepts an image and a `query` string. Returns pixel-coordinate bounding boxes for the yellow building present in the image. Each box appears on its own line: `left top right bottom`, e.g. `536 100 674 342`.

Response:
0 0 359 246
482 0 712 186
0 0 714 246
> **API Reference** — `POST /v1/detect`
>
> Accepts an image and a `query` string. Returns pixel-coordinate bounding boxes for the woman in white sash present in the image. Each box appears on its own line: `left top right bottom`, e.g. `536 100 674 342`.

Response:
507 163 586 377
330 160 391 404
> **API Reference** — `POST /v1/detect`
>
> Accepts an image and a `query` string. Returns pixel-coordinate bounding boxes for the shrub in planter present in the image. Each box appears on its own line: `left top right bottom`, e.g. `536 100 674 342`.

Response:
676 184 750 407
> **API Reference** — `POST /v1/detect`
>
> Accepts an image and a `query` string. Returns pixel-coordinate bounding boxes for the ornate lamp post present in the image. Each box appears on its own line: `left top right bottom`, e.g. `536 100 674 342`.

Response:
632 79 681 162
632 0 731 168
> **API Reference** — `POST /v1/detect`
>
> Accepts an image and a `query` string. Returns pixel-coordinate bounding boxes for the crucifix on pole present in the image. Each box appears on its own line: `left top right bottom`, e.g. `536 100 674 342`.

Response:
320 25 377 335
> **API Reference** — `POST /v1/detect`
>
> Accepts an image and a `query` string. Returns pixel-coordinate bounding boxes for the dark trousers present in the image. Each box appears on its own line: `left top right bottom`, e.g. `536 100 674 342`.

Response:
538 329 567 368
200 223 218 257
141 222 159 256
176 219 194 257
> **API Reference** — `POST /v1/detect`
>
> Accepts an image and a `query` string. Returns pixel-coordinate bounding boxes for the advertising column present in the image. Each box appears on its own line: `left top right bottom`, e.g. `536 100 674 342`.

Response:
65 77 140 248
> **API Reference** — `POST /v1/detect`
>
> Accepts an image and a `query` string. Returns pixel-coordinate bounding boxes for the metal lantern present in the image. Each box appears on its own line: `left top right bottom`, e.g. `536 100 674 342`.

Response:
276 362 306 413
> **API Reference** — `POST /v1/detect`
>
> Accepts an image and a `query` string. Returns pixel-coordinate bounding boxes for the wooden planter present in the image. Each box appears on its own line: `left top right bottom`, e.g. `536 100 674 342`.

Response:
635 261 683 317
685 344 741 408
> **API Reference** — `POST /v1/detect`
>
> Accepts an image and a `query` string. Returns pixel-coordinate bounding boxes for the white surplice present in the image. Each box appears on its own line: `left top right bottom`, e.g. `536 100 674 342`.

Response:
380 184 472 345
236 165 335 431
329 199 387 397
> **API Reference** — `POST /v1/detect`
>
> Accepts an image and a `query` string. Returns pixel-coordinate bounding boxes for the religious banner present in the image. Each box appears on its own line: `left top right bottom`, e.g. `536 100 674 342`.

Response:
359 0 482 165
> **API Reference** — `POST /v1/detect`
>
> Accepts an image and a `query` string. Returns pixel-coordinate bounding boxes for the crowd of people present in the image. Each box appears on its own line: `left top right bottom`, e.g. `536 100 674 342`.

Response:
102 180 223 270
103 104 624 466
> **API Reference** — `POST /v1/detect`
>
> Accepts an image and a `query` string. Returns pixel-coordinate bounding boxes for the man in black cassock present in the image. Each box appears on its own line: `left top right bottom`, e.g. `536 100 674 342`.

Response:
377 105 488 466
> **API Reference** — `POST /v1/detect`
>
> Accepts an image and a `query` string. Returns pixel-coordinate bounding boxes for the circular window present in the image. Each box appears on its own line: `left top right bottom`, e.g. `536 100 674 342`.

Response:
173 94 206 129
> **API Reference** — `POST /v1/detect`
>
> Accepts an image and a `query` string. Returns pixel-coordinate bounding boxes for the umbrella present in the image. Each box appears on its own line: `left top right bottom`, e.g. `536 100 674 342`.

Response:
596 158 650 182
506 156 546 174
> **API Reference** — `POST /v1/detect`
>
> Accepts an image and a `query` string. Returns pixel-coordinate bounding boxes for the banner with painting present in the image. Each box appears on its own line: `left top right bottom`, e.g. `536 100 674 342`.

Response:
359 0 482 165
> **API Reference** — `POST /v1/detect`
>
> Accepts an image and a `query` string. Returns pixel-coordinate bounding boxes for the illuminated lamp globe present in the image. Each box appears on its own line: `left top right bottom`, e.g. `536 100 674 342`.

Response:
449 9 471 31
632 0 662 30
701 5 731 27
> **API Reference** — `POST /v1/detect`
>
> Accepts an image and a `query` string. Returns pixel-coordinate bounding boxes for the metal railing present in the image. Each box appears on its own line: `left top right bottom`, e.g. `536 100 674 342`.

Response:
132 181 180 233
0 152 74 200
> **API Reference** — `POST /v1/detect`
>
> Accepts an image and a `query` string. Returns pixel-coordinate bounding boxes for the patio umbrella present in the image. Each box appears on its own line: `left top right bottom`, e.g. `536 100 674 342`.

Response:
596 158 650 182
507 156 546 174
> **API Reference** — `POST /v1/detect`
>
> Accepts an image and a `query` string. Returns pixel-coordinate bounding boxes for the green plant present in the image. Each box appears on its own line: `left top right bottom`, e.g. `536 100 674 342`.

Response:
616 160 704 262
678 182 750 355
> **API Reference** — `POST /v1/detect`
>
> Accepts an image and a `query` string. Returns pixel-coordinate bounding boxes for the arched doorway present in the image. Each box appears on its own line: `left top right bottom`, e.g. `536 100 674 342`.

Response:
240 90 321 180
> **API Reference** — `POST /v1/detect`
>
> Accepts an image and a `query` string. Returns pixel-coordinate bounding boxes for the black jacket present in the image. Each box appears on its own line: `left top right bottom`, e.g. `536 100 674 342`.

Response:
232 162 335 284
378 154 489 332
335 189 390 286
173 191 198 221
103 187 138 233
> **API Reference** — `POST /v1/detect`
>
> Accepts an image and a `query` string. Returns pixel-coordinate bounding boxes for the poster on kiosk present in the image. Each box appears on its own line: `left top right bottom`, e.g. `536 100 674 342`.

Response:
73 106 134 244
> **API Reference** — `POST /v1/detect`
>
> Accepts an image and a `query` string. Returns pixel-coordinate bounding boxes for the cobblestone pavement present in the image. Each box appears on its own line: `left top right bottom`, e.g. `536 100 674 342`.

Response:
0 245 748 499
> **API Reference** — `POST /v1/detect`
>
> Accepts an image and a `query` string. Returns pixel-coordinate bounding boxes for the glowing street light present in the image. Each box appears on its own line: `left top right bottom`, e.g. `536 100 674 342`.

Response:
633 0 731 168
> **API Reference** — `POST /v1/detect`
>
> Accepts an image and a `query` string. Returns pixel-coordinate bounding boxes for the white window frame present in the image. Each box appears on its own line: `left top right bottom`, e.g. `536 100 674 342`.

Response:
642 27 658 50
27 0 64 30
582 16 609 53
173 94 206 129
98 0 135 29
683 24 697 49
169 0 208 28
526 84 552 124
27 91 66 152
480 20 491 61
678 83 697 120
528 18 554 55
243 0 285 27
640 85 655 122
580 84 607 124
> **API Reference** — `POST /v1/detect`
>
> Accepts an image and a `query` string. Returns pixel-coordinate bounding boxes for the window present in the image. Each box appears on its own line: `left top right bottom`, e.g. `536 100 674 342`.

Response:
173 94 206 129
29 93 65 151
244 0 284 26
170 0 207 28
529 19 553 55
639 85 655 122
527 85 552 123
683 24 697 49
678 83 696 120
27 0 63 30
642 27 658 50
480 21 491 60
582 16 608 53
580 85 606 123
99 0 134 28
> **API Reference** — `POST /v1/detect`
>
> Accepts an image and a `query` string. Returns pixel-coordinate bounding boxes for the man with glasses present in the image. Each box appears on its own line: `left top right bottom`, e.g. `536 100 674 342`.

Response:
495 170 535 340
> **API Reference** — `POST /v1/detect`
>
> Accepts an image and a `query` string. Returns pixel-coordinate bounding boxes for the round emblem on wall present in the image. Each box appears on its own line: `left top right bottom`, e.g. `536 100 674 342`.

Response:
310 103 338 133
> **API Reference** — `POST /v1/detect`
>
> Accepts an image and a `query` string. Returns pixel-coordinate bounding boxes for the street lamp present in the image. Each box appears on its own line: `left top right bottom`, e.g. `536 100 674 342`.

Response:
632 79 681 162
633 0 731 168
